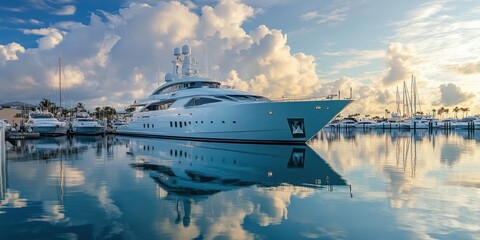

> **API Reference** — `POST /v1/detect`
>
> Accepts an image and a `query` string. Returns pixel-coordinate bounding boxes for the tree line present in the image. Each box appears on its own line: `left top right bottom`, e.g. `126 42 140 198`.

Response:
37 99 117 119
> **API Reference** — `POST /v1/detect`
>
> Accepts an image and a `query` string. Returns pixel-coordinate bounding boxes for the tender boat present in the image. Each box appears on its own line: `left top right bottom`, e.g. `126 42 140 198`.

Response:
117 45 352 143
70 112 104 135
25 112 68 136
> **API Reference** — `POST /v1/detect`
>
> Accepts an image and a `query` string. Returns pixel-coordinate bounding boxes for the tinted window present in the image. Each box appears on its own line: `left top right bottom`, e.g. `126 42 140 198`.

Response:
142 100 175 112
185 97 221 107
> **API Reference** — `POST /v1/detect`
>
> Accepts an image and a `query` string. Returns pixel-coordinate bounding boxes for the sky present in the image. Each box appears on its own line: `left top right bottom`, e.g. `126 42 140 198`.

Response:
1 0 480 116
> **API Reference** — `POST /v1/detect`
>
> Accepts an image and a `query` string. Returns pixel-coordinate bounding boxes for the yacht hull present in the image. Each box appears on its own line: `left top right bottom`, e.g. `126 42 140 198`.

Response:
117 100 352 143
30 125 68 136
72 126 104 135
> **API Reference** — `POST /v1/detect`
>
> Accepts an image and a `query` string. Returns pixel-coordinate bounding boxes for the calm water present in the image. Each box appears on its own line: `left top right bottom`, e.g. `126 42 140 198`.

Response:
1 130 479 239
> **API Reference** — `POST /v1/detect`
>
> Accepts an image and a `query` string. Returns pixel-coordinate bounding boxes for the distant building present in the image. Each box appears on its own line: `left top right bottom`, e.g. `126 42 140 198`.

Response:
0 102 36 125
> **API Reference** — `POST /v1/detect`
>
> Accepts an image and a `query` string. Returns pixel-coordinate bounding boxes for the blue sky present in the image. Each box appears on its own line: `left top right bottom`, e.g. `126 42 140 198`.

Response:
1 0 479 116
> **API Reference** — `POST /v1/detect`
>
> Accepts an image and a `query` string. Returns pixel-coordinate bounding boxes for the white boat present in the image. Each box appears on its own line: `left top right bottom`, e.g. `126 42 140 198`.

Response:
25 112 68 136
337 118 357 128
117 45 352 143
399 116 431 129
373 117 405 129
434 118 456 129
354 118 376 128
70 112 104 135
0 119 11 132
454 116 480 130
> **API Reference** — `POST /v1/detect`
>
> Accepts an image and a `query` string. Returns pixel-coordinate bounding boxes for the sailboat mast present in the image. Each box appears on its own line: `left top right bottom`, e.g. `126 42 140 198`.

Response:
412 75 416 116
59 52 62 112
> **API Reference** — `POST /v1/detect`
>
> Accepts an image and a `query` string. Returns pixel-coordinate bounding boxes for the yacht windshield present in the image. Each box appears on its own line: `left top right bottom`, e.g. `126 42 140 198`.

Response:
184 97 221 107
142 100 175 112
76 118 95 122
153 81 220 95
31 113 54 118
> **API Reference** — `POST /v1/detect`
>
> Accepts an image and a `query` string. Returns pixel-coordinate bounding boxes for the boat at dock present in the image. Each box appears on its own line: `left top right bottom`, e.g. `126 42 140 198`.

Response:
70 112 104 135
24 112 69 136
116 45 352 144
354 118 376 128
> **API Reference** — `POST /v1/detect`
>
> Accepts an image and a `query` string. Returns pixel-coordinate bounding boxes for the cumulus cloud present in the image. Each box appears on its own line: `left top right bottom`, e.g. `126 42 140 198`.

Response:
0 0 324 109
447 61 480 75
0 42 25 64
436 83 475 106
23 27 64 49
382 42 418 86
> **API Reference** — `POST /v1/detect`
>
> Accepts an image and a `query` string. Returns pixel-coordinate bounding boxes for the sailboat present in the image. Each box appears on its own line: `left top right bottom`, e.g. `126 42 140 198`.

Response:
26 53 69 136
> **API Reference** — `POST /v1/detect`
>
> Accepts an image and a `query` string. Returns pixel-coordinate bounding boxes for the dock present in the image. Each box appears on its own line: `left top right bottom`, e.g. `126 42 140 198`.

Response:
5 132 41 140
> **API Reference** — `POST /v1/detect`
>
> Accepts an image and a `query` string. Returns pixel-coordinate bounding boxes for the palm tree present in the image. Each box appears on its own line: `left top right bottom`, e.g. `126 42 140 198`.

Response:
464 107 470 117
95 107 101 119
453 106 460 119
39 98 53 112
74 102 86 112
432 108 436 117
102 106 116 119
438 107 445 119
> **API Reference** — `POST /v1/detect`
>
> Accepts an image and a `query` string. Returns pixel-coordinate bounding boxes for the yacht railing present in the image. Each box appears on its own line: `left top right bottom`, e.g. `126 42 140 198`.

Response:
271 96 333 102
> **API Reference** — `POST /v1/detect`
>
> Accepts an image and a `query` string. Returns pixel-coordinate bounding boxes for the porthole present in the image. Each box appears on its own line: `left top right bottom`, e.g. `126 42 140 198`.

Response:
222 121 225 124
175 122 178 128
170 122 173 127
180 122 183 128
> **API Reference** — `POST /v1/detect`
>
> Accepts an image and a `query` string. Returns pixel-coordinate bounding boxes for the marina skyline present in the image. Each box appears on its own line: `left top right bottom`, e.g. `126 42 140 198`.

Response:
1 0 479 115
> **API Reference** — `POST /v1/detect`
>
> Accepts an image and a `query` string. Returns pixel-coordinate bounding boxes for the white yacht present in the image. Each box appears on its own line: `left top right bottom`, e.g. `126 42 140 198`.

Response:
117 45 352 143
399 115 431 129
454 116 480 130
25 112 69 136
70 112 104 135
373 114 406 129
354 118 376 128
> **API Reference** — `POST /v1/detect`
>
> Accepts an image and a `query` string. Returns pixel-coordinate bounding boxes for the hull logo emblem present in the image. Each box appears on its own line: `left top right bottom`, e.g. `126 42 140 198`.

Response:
288 118 306 138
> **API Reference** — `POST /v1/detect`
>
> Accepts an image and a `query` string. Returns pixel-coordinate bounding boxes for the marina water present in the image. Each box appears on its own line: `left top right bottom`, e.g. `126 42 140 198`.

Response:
1 130 479 239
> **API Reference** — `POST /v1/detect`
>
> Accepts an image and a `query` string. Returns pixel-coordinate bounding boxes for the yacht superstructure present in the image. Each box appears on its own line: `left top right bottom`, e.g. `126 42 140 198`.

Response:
117 45 352 143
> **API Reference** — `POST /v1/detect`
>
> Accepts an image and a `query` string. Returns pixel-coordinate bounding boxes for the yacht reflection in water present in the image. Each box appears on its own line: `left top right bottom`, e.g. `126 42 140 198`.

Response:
129 138 350 226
